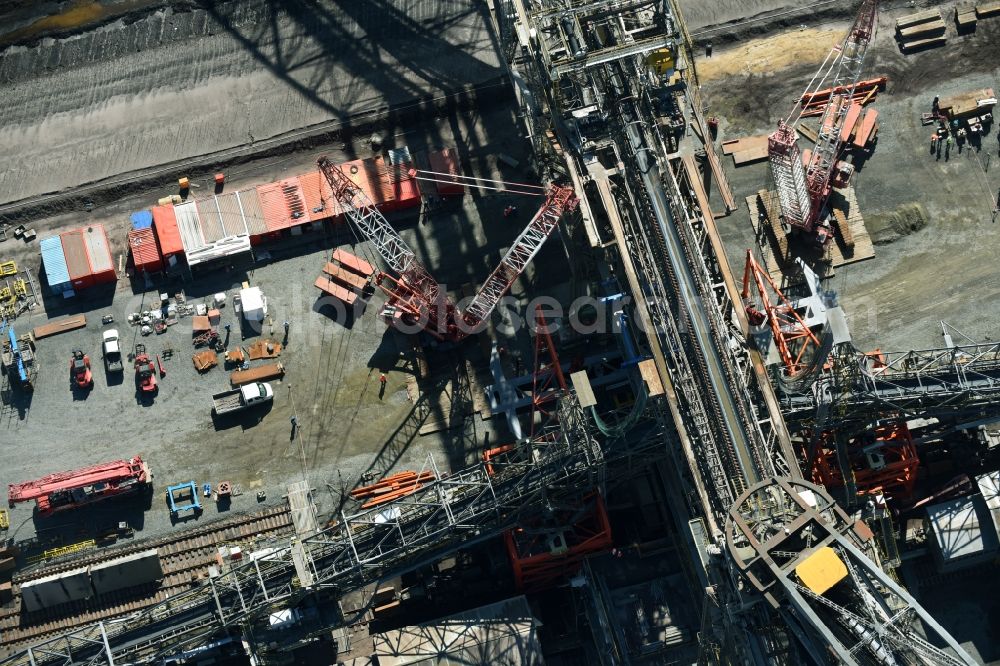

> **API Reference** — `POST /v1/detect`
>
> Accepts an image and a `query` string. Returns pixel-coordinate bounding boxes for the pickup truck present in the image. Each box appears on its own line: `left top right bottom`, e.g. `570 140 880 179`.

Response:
212 382 274 415
102 329 123 373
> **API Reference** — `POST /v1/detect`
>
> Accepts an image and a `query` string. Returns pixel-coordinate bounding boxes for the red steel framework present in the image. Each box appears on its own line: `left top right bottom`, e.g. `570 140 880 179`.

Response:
767 0 878 237
318 157 577 340
808 421 919 500
492 305 612 591
741 250 823 377
8 456 151 516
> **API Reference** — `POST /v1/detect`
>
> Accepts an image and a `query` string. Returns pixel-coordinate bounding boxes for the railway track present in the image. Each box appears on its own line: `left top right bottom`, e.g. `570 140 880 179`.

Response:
0 505 292 655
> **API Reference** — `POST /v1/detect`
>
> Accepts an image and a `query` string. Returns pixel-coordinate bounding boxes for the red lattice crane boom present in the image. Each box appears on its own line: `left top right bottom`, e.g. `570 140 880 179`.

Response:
768 0 878 239
318 157 577 341
8 456 151 517
741 250 823 377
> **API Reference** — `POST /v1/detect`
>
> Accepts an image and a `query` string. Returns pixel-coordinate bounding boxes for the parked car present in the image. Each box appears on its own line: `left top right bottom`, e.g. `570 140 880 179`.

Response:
102 329 123 373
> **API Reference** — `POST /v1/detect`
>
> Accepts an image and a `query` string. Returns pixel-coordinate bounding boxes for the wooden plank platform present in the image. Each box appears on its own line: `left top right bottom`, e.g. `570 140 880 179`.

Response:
938 87 995 118
721 134 769 155
956 8 978 28
313 276 358 306
732 145 770 166
746 187 874 280
898 17 946 39
900 35 947 51
895 8 941 29
796 123 819 144
31 314 86 339
331 249 374 277
322 262 368 292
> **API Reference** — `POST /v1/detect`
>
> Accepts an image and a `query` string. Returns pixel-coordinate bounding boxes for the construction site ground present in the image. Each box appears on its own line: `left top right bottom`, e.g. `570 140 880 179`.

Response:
698 0 1000 353
0 100 565 559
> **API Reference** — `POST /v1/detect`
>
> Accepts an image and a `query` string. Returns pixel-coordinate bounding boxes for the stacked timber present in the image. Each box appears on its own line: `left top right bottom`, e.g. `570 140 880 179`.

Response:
976 1 1000 18
955 7 978 31
832 208 856 252
895 8 947 51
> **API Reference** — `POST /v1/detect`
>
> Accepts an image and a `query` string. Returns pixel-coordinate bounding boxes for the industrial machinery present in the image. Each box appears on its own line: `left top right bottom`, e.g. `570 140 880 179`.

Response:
8 456 151 517
70 349 93 389
726 477 976 665
317 157 578 341
134 343 157 393
1 320 35 391
166 481 202 517
768 0 878 243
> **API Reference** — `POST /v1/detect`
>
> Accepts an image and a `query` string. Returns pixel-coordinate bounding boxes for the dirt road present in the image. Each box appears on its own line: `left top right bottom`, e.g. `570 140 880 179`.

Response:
0 0 501 207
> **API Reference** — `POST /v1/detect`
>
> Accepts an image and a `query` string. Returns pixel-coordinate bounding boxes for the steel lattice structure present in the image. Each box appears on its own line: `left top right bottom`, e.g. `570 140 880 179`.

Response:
782 341 1000 429
462 186 577 330
725 477 976 666
768 0 877 233
2 394 605 666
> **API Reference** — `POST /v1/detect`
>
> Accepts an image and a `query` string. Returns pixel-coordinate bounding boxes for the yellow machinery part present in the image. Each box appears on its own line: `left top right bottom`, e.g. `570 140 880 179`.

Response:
646 48 675 76
0 261 16 276
0 509 9 530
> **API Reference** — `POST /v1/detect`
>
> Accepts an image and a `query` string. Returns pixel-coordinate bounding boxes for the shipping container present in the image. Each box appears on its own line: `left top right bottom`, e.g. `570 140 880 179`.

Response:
82 225 116 285
258 179 309 233
128 227 164 274
428 148 465 195
61 230 94 289
298 170 344 223
152 205 184 257
130 210 153 230
40 236 72 296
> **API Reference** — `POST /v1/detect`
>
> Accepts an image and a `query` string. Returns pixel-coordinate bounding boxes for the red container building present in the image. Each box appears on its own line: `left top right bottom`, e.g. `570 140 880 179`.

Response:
427 148 465 195
60 225 116 290
128 227 164 274
151 205 185 264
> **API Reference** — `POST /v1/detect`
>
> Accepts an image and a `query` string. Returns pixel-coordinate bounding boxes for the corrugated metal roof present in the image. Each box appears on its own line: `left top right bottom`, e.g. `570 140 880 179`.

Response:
257 183 291 232
214 193 249 237
197 199 226 243
237 188 268 236
298 170 344 221
82 225 113 274
152 205 184 255
429 148 464 194
927 495 999 561
128 227 162 272
61 230 91 280
130 210 153 230
175 201 206 252
40 236 71 289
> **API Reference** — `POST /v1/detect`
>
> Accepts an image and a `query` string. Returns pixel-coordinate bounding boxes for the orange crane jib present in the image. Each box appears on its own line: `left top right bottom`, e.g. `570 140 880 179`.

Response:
8 456 150 516
317 156 577 341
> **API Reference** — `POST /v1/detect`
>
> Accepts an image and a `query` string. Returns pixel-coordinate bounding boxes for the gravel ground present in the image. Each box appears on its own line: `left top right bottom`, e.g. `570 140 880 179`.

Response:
701 1 1000 352
0 0 502 207
0 102 563 552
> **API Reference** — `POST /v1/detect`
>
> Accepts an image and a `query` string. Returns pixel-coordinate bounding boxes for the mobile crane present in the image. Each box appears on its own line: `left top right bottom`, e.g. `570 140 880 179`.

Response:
8 456 151 517
318 157 577 341
768 0 878 244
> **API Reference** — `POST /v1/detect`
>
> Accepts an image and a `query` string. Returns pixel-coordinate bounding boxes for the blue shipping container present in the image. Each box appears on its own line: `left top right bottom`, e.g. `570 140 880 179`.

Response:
130 210 153 230
40 236 72 295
